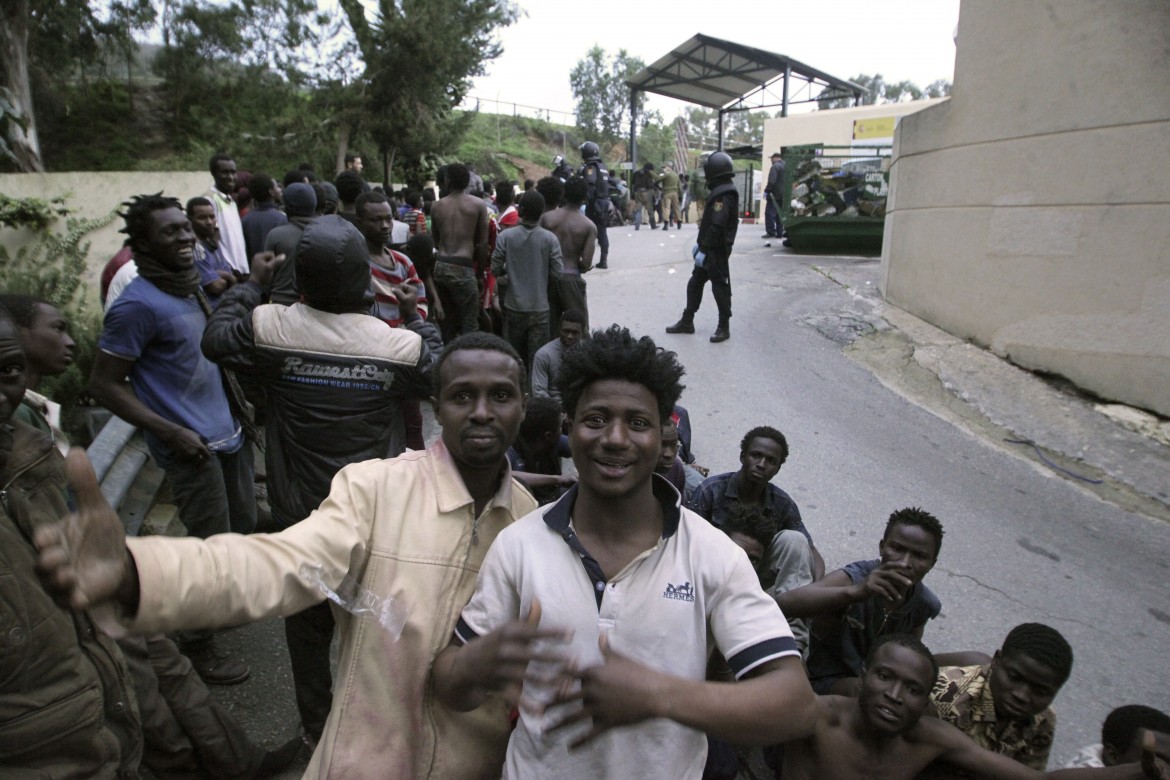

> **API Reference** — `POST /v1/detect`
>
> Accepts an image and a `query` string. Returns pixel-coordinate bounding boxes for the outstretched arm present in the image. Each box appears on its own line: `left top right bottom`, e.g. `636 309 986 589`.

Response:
934 719 1167 780
40 451 373 635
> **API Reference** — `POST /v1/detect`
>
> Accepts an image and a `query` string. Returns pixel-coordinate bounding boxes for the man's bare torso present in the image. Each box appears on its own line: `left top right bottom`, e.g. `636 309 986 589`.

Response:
540 206 596 273
431 193 488 262
783 696 946 780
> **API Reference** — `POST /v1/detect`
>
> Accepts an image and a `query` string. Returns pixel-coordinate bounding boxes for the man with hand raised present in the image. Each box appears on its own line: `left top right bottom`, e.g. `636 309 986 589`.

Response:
36 333 550 780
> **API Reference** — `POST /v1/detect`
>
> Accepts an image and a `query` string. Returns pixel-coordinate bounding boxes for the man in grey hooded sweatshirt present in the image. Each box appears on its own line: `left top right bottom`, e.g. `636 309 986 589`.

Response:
265 182 317 305
490 190 563 380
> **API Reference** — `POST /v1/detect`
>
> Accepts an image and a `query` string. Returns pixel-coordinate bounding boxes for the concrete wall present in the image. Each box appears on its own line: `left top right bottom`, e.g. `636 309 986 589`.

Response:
880 0 1170 416
0 171 209 308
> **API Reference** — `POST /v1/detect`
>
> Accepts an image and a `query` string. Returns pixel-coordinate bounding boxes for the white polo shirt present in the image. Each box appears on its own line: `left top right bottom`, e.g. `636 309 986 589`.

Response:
456 476 799 780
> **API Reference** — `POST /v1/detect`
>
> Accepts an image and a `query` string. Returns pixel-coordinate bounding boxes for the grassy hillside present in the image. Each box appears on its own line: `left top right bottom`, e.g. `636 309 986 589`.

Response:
454 111 588 184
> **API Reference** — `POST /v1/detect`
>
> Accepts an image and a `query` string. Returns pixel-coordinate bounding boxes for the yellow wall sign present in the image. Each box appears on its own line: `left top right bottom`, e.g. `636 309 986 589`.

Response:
853 116 897 140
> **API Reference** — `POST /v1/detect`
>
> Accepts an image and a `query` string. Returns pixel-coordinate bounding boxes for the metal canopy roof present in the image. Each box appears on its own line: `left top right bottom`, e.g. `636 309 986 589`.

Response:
625 34 863 113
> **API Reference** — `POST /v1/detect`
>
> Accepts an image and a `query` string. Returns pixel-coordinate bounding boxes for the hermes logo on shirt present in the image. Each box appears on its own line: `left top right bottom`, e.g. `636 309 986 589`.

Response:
662 581 695 602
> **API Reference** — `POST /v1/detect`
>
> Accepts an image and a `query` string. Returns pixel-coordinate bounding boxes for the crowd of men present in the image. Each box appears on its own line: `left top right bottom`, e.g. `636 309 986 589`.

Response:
1 142 1167 780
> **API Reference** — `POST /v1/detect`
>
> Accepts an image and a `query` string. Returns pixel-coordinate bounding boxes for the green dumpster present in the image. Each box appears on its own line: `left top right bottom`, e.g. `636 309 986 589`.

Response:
777 144 890 254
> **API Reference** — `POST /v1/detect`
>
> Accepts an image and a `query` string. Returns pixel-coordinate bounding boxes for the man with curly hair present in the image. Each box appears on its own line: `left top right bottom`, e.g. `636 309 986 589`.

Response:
434 325 816 780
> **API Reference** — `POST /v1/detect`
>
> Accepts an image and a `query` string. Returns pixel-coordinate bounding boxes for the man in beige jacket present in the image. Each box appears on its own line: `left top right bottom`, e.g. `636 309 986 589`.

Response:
36 332 549 780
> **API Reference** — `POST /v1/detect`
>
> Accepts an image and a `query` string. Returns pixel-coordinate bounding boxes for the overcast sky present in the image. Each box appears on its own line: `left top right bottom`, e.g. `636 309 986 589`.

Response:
468 0 960 120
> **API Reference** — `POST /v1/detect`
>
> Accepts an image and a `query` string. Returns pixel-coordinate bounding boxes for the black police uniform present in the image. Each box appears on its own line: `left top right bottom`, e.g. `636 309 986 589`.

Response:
686 181 739 333
552 160 575 182
579 155 611 268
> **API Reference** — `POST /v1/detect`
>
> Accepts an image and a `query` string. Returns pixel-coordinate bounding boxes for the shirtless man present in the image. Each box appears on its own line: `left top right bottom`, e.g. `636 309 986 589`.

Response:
430 163 489 339
539 177 596 329
783 634 1169 780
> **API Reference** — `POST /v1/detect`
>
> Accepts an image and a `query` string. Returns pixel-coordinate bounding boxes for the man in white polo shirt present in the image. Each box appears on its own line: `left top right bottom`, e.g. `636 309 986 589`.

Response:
433 325 816 780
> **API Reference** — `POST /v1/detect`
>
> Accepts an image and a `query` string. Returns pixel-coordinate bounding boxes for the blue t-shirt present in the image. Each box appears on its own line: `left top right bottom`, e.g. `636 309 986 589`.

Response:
195 241 235 308
100 277 241 454
806 558 942 686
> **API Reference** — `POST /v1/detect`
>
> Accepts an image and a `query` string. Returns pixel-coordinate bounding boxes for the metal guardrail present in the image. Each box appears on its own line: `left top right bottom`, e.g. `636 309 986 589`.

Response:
86 416 166 536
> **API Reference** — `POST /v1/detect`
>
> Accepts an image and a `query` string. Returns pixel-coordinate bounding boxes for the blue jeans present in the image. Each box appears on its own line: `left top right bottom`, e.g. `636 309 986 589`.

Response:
765 194 781 237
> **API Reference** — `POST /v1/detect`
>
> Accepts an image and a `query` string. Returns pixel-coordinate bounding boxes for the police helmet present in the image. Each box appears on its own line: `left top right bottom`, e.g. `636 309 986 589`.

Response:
552 154 564 166
579 141 600 160
704 151 734 183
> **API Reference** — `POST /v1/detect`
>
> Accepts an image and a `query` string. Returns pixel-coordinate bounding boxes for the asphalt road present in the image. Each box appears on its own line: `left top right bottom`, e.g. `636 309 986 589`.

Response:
212 222 1170 774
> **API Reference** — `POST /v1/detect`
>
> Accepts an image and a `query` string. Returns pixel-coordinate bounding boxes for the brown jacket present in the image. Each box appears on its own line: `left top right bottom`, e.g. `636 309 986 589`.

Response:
125 441 537 779
0 420 142 778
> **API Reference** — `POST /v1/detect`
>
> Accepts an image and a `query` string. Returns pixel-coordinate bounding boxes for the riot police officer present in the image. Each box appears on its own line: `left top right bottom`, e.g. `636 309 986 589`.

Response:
551 154 575 183
578 141 611 269
665 151 738 342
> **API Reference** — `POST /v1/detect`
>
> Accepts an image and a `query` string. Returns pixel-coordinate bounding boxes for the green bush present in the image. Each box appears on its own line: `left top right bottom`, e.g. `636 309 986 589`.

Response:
0 194 72 230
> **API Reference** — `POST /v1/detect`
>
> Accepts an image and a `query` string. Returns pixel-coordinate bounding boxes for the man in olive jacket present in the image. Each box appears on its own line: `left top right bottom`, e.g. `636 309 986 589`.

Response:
0 313 143 778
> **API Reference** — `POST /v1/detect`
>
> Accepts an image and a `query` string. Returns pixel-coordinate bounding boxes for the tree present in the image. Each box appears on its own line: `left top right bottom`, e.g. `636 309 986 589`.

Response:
570 46 646 145
635 116 675 169
0 0 94 171
924 79 952 98
107 0 157 112
1 0 144 171
339 0 518 186
142 0 340 171
817 73 951 110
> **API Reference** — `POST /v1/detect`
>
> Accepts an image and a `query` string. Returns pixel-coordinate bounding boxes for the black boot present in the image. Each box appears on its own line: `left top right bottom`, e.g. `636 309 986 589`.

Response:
710 321 730 343
666 313 695 334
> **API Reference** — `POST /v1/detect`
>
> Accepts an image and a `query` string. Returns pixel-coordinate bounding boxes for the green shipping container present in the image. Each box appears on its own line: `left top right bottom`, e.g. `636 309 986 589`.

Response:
778 144 891 254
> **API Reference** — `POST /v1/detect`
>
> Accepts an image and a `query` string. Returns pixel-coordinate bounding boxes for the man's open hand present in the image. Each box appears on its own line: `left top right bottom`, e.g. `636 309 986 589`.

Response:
549 633 666 748
457 599 572 705
35 448 132 611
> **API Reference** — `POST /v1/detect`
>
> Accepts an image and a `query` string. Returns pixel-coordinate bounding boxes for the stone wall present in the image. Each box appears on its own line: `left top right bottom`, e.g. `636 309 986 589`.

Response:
0 171 209 308
881 0 1170 416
